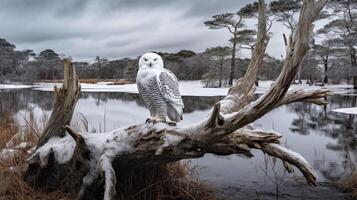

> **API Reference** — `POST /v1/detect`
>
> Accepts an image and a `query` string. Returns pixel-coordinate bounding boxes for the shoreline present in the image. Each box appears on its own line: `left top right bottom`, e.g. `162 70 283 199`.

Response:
0 80 354 97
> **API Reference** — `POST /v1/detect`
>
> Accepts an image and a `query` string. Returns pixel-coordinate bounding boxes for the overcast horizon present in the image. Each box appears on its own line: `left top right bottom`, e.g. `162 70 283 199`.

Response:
0 0 324 62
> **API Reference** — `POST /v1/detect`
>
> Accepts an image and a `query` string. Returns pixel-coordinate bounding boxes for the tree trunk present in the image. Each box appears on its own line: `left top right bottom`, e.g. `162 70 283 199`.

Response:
219 61 223 87
298 68 302 84
350 46 357 89
36 60 81 147
229 36 237 86
23 1 330 200
323 55 328 85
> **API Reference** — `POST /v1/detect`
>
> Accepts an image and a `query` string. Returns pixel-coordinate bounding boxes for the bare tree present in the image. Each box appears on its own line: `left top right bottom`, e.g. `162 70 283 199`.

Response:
313 41 334 85
270 0 305 84
318 0 357 88
270 0 302 35
236 29 258 53
203 46 231 87
204 12 245 86
94 56 109 79
24 1 330 200
237 1 275 51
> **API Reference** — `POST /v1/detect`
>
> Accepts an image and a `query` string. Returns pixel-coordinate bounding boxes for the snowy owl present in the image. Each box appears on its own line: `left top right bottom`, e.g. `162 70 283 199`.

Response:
136 52 184 124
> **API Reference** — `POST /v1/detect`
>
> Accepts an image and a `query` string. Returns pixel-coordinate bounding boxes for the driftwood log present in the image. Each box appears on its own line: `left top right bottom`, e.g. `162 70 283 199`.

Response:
24 1 330 200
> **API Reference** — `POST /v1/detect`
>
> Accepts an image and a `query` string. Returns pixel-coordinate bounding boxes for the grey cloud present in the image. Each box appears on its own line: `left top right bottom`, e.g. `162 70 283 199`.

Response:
0 0 286 61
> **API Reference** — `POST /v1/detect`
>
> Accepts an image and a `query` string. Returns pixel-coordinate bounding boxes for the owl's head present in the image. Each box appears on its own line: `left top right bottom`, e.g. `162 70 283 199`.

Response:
138 52 164 69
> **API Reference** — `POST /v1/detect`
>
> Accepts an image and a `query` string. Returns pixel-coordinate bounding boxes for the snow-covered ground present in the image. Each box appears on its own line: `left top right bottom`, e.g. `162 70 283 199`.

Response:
32 81 229 96
0 80 354 96
255 80 354 94
32 80 354 96
0 84 33 89
333 107 357 115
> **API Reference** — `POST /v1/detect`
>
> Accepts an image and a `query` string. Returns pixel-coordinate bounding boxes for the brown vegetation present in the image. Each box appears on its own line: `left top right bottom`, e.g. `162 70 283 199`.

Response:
0 114 72 200
338 171 357 199
0 168 72 200
0 113 18 149
116 161 217 200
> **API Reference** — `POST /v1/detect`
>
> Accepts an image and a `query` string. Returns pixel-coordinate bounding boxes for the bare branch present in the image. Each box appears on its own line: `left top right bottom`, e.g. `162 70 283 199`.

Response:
260 143 317 185
278 88 332 107
218 0 328 131
221 0 269 114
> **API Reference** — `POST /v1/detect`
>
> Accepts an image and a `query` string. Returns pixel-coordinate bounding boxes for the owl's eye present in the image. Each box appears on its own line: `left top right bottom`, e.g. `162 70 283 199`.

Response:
144 58 148 61
153 58 157 61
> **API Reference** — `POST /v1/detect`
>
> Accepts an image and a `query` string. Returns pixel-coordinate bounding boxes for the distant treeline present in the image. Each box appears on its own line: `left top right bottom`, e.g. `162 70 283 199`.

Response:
0 36 353 87
0 38 283 86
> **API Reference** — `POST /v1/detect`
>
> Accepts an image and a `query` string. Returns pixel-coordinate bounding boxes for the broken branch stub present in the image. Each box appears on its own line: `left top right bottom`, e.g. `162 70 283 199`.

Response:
37 59 81 147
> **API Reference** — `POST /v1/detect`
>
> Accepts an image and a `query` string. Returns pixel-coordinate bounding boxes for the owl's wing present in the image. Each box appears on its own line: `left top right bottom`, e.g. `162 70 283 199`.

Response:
137 81 146 104
158 69 184 121
137 81 153 110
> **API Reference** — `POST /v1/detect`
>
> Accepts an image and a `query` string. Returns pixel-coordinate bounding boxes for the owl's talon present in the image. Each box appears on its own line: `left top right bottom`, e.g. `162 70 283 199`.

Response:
151 118 166 124
145 117 154 124
167 121 176 126
146 117 166 124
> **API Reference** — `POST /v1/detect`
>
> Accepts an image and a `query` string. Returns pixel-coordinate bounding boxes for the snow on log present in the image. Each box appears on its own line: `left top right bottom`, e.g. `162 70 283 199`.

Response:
333 107 357 115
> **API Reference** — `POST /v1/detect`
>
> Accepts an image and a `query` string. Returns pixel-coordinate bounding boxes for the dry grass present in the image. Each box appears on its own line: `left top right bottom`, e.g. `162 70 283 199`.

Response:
0 112 19 149
0 113 218 200
0 113 72 200
117 161 218 200
338 171 357 199
0 166 72 200
36 79 135 85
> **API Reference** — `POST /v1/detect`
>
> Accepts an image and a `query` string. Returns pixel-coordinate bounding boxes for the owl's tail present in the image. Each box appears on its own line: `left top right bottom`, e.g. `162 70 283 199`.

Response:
167 103 183 122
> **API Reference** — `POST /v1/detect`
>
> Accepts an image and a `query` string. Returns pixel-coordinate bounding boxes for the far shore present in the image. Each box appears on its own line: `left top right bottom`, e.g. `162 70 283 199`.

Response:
0 80 354 98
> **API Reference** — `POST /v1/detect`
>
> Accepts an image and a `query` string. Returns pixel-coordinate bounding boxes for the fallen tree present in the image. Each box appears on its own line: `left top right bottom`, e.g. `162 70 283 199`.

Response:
23 1 330 200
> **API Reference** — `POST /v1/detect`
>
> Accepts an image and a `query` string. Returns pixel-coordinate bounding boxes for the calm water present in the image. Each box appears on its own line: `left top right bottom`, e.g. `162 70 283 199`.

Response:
1 88 356 199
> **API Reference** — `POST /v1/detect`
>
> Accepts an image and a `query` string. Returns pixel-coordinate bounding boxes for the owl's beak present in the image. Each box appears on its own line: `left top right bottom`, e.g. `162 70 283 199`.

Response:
149 62 152 67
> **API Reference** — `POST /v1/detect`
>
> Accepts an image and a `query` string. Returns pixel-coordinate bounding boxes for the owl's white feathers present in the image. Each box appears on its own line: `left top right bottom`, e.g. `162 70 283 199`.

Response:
136 52 184 123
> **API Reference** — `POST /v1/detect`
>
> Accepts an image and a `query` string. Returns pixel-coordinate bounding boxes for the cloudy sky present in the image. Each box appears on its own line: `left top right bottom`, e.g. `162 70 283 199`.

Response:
0 0 297 61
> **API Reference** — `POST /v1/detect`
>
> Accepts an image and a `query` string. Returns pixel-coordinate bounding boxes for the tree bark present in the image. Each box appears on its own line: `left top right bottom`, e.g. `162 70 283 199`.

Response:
23 1 329 200
350 46 357 89
323 55 328 85
219 61 223 87
37 59 81 147
229 34 237 86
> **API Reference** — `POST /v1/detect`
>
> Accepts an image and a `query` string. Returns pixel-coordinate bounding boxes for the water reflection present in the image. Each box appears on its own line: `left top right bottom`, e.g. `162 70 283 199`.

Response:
0 89 356 184
0 89 222 115
287 95 357 181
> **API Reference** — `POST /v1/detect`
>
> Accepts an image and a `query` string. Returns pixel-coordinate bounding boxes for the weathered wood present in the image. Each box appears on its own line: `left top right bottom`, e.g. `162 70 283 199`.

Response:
37 60 81 147
24 1 330 200
222 0 269 114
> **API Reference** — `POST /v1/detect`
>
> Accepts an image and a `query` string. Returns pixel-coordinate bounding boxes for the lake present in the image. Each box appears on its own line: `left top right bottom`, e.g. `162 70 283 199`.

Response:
0 88 356 199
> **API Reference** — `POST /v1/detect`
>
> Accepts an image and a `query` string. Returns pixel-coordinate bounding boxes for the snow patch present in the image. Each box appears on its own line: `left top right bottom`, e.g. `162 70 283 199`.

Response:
155 133 184 155
28 135 76 166
0 84 33 89
269 143 317 179
332 107 357 115
0 148 21 160
15 142 31 150
31 81 354 97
